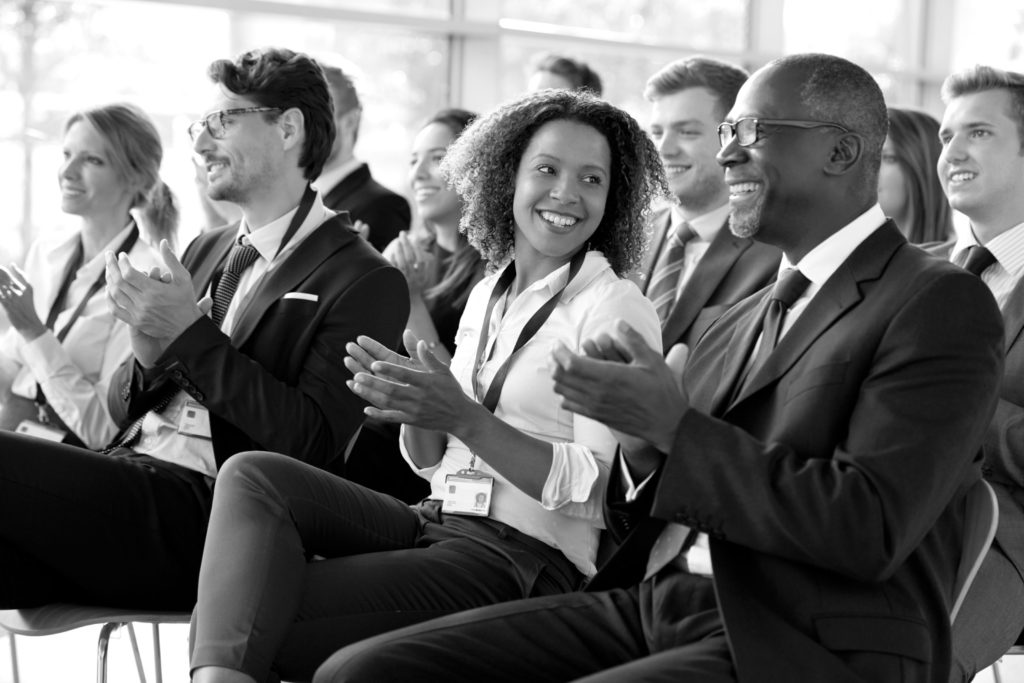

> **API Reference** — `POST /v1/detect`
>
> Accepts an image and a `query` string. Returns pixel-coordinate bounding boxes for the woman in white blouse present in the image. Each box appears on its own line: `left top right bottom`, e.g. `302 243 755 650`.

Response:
189 88 669 683
0 103 174 448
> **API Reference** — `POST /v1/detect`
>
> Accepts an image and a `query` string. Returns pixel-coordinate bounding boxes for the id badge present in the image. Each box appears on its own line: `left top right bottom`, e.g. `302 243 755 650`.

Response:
442 470 494 516
177 400 212 439
16 419 67 442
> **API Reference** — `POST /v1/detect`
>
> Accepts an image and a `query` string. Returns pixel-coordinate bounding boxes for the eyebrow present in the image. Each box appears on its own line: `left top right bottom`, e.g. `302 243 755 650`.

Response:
528 152 609 172
652 118 707 128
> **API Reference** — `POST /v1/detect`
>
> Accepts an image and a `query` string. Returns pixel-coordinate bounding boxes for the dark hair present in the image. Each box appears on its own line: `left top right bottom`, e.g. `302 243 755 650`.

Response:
321 64 361 142
442 89 668 276
532 53 603 96
942 65 1024 152
644 56 748 121
770 53 888 192
420 108 485 311
64 103 179 246
885 107 953 243
206 47 335 180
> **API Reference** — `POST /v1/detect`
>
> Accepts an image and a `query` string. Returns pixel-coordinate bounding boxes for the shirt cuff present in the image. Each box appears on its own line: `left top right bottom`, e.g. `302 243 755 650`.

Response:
540 441 599 509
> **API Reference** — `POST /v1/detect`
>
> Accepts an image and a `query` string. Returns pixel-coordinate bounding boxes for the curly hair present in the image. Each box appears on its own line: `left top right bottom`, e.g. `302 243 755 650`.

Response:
441 89 668 276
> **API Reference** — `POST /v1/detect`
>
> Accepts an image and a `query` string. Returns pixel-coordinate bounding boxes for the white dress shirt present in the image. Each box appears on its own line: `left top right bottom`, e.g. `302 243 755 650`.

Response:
951 221 1024 310
659 203 731 300
0 223 161 448
136 193 334 479
400 251 662 577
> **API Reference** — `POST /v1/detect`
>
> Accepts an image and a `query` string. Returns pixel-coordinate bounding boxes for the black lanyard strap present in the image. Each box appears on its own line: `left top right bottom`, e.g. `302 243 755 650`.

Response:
472 248 587 414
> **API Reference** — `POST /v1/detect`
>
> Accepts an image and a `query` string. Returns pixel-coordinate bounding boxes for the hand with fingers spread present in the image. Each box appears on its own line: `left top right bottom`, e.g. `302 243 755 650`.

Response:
345 329 479 435
0 264 46 342
105 239 210 366
552 319 689 464
385 231 435 295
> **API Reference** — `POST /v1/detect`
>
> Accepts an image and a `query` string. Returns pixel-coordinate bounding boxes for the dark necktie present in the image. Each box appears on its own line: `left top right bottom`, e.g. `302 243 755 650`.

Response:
647 220 696 323
961 245 997 277
747 268 811 379
211 239 261 329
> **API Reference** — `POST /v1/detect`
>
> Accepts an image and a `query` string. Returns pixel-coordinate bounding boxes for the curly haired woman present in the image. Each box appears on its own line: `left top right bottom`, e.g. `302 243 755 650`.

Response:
188 88 668 683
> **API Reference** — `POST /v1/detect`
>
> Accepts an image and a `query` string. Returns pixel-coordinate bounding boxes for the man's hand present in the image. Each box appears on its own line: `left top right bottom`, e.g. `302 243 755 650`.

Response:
552 320 689 462
105 240 207 366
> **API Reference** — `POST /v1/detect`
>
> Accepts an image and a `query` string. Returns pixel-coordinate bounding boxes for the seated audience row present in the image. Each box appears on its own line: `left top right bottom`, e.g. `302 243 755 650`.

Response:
1 42 1022 683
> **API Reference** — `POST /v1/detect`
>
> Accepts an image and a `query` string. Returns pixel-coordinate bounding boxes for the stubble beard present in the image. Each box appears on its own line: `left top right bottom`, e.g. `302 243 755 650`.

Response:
728 192 764 239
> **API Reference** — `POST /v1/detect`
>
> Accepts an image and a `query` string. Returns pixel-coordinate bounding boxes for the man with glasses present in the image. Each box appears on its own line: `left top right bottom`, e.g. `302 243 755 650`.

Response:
0 46 408 611
315 53 1003 683
636 56 779 354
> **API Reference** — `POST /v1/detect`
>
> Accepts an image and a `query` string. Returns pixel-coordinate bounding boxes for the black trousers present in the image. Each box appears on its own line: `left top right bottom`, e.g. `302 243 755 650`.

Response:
0 430 213 610
313 571 735 683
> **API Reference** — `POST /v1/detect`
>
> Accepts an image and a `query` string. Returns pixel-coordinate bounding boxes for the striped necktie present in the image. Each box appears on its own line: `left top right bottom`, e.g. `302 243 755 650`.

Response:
961 245 997 277
648 220 696 323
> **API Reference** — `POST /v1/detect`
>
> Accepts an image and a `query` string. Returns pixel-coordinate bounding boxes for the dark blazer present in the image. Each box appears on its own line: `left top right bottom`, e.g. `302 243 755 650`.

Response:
930 239 1024 620
322 163 411 252
107 213 409 470
593 222 1005 682
632 206 780 351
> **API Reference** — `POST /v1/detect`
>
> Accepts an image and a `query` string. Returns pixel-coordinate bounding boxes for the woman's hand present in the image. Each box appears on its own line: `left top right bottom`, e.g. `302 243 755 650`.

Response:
345 329 478 434
0 265 47 342
384 231 436 296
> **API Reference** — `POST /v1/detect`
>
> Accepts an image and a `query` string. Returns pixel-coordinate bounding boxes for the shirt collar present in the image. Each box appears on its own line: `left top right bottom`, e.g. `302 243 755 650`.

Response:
670 203 730 243
235 191 329 264
953 221 1024 278
313 158 363 195
780 204 887 286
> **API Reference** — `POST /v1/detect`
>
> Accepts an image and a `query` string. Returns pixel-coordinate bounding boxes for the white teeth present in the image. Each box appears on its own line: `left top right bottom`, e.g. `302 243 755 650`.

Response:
950 171 976 183
664 165 689 176
729 182 759 196
207 162 226 173
540 210 578 227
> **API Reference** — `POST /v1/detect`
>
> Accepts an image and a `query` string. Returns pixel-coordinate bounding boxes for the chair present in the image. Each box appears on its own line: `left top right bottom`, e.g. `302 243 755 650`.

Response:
0 605 190 683
950 479 999 625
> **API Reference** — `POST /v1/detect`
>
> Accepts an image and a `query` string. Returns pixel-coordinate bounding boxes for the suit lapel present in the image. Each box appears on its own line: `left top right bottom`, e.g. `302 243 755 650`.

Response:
190 226 237 298
635 209 671 294
229 216 354 346
324 163 370 208
727 221 904 409
1002 277 1024 351
661 223 749 349
709 292 771 415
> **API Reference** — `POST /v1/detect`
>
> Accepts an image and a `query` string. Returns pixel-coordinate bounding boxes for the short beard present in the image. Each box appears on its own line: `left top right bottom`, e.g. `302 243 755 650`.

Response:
728 192 764 239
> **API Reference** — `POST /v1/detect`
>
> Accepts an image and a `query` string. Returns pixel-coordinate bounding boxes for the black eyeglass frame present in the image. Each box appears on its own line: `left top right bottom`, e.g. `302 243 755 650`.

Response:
188 106 283 141
717 118 851 148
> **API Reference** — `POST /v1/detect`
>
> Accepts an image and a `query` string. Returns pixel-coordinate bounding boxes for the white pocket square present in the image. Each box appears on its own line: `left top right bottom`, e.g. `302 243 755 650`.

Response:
283 292 318 302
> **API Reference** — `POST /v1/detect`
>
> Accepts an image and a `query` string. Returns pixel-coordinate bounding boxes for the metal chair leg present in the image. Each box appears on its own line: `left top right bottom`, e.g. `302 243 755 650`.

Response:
152 624 163 683
97 622 120 683
8 632 20 683
127 623 147 683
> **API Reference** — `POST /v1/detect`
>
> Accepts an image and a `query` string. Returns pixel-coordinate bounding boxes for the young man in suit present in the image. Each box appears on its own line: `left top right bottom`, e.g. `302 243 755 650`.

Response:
935 65 1024 682
639 56 779 350
313 54 1004 683
0 47 408 611
315 64 411 252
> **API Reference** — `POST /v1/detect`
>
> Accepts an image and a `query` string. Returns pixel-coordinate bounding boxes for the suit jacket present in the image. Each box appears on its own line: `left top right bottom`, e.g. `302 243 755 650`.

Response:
592 222 1005 682
322 163 411 252
929 240 1024 600
107 213 409 470
632 206 780 351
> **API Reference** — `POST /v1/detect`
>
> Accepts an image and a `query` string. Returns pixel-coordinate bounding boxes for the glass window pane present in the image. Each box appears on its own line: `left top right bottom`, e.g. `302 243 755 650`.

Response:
501 0 747 52
782 0 915 71
261 0 449 17
949 0 1024 72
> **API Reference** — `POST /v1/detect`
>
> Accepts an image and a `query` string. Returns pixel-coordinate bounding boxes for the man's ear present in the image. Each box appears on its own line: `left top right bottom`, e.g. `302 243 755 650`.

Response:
279 107 305 151
823 132 863 176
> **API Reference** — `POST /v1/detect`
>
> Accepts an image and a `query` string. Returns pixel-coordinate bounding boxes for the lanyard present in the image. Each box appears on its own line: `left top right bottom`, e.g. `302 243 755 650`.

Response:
471 248 587 414
274 184 317 260
35 221 140 408
47 221 140 343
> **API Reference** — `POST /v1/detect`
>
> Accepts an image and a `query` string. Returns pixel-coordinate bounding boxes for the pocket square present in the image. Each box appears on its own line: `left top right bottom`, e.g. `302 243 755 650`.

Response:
283 292 318 302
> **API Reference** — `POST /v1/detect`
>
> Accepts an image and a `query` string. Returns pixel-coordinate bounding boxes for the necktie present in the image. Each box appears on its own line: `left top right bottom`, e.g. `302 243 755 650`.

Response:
211 239 261 328
961 245 997 276
746 267 811 380
647 221 696 323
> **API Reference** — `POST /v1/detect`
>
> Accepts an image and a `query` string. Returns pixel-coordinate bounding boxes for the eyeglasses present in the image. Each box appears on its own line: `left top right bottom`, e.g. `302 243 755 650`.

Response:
717 118 850 148
188 107 282 141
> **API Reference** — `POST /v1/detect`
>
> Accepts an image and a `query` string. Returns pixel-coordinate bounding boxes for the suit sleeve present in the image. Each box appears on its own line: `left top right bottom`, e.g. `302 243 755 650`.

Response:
155 264 408 467
652 270 1004 582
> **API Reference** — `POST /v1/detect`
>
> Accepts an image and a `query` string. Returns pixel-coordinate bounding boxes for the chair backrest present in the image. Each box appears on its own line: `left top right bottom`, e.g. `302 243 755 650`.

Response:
950 479 999 625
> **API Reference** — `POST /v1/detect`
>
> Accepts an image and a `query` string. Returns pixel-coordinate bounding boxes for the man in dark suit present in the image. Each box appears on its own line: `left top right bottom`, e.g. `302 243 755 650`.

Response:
312 54 1004 683
316 64 411 252
637 56 779 351
0 47 408 611
934 65 1024 682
